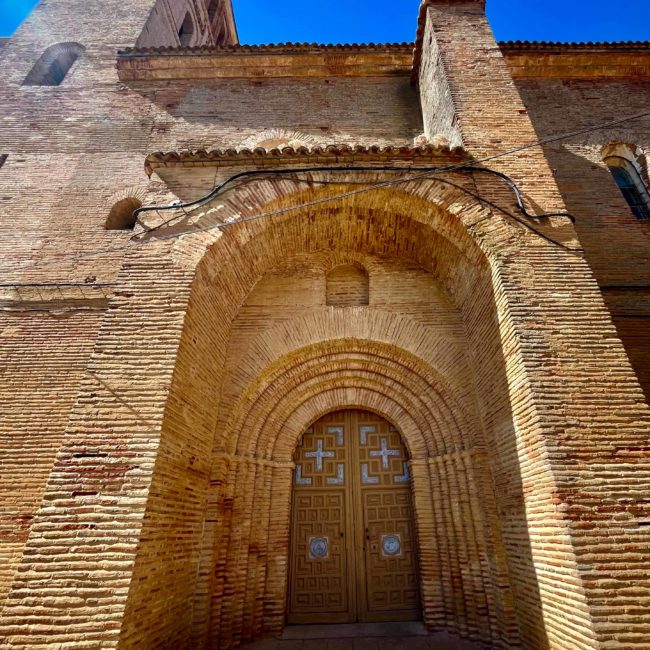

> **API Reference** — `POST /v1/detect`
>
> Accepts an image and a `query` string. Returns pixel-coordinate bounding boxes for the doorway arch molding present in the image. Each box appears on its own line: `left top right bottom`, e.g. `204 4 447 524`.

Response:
197 338 514 649
218 338 478 461
216 306 480 455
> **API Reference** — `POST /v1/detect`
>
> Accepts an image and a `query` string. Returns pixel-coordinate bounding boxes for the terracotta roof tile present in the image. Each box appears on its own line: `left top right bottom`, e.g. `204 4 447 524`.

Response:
118 42 414 57
499 40 650 52
144 144 468 175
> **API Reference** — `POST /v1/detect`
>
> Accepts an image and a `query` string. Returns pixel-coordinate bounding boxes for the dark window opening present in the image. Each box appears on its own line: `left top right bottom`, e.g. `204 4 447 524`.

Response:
607 156 650 221
23 43 84 86
178 12 195 47
0 155 7 169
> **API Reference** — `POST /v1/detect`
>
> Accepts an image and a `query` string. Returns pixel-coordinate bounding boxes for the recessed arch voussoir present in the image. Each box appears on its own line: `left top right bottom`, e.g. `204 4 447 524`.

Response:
216 340 478 461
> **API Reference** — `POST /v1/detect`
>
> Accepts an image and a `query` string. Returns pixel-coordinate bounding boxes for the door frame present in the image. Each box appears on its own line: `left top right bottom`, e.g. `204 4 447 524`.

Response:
287 409 422 625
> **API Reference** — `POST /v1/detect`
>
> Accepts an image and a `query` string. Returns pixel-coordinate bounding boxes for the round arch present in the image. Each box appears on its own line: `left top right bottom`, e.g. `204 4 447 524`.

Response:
218 338 477 461
197 338 508 649
128 176 535 649
184 179 498 317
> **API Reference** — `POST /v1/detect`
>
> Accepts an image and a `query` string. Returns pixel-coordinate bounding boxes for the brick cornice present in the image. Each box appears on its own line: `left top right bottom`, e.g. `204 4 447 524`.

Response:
500 40 650 52
117 42 415 80
500 42 650 79
143 143 469 175
119 42 414 55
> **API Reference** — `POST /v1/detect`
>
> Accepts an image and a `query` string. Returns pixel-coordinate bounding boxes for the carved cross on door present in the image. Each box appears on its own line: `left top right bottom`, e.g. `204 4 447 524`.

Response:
370 437 400 469
305 439 334 471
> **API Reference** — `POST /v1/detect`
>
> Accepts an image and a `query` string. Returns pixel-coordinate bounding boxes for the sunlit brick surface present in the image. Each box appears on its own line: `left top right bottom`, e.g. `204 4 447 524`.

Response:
0 1 649 649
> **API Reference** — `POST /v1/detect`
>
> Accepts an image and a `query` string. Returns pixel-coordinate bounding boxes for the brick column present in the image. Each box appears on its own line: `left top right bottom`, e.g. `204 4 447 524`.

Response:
417 2 650 648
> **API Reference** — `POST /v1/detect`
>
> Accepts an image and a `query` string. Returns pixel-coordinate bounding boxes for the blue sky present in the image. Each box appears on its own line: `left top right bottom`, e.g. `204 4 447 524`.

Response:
1 0 649 42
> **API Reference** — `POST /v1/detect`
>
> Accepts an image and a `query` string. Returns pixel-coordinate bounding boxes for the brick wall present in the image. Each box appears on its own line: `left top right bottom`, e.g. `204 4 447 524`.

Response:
507 70 650 400
0 0 649 648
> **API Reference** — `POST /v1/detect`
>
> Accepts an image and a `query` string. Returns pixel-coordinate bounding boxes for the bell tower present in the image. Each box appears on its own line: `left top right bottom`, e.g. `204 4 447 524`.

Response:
135 0 238 49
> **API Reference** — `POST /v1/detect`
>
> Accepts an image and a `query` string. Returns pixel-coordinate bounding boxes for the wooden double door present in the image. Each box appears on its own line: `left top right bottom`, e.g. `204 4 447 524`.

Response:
288 410 421 624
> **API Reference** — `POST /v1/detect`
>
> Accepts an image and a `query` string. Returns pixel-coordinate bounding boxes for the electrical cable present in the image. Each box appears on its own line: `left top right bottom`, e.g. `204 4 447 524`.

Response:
131 108 650 235
131 164 565 238
15 108 650 275
129 165 577 253
141 170 581 252
129 167 583 253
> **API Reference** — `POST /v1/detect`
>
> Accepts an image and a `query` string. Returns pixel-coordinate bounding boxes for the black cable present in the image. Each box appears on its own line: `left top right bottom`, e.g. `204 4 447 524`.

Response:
131 165 575 239
132 106 650 235
130 165 579 254
17 108 650 274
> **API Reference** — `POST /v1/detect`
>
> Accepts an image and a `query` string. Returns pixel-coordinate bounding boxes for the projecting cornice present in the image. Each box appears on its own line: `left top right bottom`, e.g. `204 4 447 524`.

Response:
410 0 650 83
143 144 469 176
500 40 650 52
499 41 650 79
116 43 415 81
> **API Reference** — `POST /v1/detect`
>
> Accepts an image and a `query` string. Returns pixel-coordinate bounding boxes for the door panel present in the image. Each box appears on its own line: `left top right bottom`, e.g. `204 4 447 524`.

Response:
354 413 421 621
289 410 421 624
290 490 349 618
289 413 354 623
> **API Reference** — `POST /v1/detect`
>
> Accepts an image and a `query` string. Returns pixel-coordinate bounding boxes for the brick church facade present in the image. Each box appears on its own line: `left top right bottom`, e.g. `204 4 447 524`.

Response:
0 0 649 648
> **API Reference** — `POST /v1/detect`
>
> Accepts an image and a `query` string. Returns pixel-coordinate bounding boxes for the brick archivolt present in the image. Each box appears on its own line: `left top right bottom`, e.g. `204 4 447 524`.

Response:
197 340 510 648
218 335 477 460
142 178 526 648
169 180 535 647
2 173 590 649
171 175 497 284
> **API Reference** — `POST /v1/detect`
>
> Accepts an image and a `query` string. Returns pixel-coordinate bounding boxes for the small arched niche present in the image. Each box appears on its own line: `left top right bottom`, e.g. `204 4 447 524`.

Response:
23 42 85 86
326 263 370 307
105 198 142 231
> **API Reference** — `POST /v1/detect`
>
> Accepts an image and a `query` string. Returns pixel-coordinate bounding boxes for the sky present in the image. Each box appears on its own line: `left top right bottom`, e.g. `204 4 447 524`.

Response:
1 0 650 43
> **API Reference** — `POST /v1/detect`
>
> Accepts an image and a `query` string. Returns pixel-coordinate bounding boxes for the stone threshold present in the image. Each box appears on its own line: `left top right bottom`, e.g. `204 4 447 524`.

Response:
282 623 429 639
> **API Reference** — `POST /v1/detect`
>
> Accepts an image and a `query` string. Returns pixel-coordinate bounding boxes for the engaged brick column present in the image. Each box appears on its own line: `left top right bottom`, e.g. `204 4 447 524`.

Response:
0 237 200 648
417 1 650 648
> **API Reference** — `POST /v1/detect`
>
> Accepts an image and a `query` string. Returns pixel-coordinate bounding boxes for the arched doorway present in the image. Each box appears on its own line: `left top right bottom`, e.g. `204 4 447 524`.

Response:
288 410 421 624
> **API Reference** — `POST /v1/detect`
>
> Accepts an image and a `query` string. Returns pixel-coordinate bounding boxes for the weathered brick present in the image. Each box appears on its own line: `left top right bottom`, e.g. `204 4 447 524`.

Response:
0 1 649 649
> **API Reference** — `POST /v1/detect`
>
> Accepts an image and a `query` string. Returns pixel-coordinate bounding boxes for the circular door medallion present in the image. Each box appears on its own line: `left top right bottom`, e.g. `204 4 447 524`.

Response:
309 536 329 560
381 534 402 557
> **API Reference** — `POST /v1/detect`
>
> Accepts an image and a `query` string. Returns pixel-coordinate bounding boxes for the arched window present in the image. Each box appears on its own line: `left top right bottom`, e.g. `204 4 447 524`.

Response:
178 12 195 47
105 198 142 231
207 0 220 21
215 24 226 46
605 154 650 221
326 264 370 307
23 42 85 86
